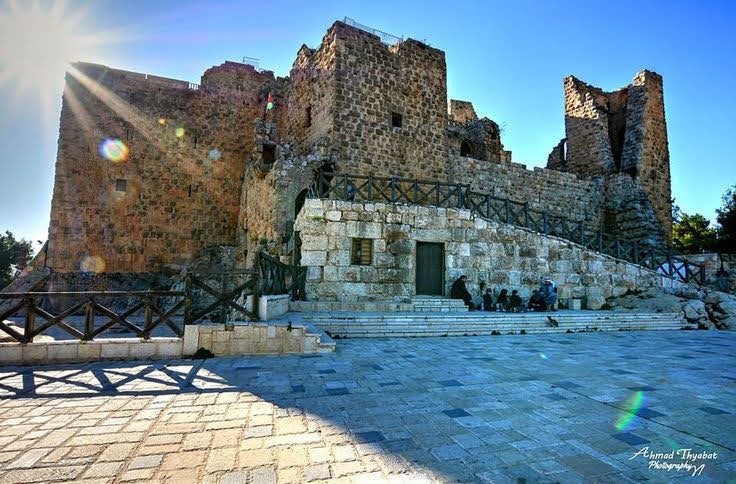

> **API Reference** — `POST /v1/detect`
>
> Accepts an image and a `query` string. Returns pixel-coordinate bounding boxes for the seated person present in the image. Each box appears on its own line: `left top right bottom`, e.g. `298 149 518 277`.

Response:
508 290 523 312
450 275 476 310
528 289 545 312
496 288 509 312
539 276 558 311
482 288 494 311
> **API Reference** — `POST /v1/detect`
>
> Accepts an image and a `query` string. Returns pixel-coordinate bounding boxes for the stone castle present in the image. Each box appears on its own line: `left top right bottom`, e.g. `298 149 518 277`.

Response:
44 19 673 298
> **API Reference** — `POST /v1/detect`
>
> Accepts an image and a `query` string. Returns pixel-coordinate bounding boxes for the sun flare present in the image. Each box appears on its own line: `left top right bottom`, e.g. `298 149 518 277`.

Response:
0 0 124 118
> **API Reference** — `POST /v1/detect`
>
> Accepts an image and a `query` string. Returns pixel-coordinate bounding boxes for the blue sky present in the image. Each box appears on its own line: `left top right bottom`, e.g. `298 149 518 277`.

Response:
1 0 734 246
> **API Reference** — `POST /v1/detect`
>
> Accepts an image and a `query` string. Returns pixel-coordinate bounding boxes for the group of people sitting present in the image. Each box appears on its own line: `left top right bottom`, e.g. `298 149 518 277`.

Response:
450 275 558 312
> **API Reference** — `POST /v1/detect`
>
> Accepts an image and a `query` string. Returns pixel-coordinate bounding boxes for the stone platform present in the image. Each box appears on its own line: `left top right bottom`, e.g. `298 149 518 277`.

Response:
0 331 734 482
292 310 693 338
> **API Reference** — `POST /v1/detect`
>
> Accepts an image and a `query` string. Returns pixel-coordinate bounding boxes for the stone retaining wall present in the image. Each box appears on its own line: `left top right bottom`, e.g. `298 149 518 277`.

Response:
0 321 332 366
295 199 667 308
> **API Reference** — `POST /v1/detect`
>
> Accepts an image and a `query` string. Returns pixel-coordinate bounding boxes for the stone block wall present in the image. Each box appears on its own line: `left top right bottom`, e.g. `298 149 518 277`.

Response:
450 156 601 226
47 62 274 273
621 71 672 238
553 71 672 243
44 21 674 281
295 199 663 304
326 22 449 180
449 100 477 124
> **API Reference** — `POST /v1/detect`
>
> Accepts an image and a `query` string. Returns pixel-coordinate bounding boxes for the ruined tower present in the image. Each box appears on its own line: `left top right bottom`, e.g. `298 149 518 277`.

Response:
548 70 672 246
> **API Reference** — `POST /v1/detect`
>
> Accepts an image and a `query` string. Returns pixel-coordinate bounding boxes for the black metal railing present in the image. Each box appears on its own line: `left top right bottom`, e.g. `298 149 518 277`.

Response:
308 172 705 284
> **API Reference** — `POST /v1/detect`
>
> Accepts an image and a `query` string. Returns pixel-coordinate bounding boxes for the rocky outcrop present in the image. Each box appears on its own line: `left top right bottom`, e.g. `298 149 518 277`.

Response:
608 286 736 329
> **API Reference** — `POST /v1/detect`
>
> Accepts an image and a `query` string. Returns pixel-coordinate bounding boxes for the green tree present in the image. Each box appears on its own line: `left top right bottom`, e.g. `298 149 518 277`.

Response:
672 213 717 254
715 184 736 253
0 231 34 287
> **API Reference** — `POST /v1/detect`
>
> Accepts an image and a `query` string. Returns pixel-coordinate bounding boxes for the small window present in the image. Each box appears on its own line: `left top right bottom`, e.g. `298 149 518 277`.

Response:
305 105 312 127
115 179 127 192
262 144 276 164
351 238 373 265
391 112 402 128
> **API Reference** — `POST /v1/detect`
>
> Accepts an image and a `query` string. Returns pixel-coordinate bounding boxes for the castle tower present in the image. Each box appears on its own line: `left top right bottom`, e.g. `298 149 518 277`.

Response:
551 70 672 245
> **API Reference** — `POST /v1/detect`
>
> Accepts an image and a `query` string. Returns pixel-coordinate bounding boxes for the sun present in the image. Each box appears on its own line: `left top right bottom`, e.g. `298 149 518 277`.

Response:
0 0 123 116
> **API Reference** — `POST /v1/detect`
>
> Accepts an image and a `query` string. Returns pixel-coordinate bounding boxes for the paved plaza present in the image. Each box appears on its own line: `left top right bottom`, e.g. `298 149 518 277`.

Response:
0 330 734 483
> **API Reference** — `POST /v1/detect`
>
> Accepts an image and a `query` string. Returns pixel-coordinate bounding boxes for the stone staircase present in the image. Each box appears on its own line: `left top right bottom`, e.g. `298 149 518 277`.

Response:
290 300 414 312
411 296 469 312
295 310 693 338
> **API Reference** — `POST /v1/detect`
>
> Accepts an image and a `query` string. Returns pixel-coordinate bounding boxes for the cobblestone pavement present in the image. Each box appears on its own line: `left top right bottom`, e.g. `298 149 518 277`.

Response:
0 330 734 483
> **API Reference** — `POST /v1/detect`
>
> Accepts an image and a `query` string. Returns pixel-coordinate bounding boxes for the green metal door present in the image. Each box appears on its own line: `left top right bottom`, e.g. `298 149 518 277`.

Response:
416 242 444 295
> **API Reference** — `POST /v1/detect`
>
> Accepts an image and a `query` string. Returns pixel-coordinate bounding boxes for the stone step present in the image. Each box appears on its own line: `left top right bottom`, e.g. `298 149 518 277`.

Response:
293 310 693 338
301 311 683 322
290 301 414 312
411 298 467 305
413 306 469 312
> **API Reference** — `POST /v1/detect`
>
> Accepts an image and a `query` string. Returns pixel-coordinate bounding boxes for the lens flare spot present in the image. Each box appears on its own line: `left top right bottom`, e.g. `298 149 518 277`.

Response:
98 139 129 162
158 118 167 126
79 255 105 273
208 149 221 160
175 127 185 138
615 391 645 431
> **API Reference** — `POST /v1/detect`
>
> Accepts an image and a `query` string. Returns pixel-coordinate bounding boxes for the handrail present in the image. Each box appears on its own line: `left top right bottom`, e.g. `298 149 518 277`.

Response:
308 171 705 284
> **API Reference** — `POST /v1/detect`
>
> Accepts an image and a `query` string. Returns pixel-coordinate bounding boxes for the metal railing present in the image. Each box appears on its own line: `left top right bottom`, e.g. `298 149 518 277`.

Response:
308 172 705 284
343 17 403 46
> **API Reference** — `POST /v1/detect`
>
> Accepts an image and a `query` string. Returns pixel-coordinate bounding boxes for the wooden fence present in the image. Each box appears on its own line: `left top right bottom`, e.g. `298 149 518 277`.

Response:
0 251 306 344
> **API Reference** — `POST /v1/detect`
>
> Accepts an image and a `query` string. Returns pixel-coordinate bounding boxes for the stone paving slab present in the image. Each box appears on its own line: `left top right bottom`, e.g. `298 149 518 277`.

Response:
0 330 734 483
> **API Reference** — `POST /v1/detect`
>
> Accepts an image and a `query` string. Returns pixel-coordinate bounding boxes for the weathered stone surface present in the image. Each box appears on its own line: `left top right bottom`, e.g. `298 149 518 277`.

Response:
298 200 662 303
44 20 674 282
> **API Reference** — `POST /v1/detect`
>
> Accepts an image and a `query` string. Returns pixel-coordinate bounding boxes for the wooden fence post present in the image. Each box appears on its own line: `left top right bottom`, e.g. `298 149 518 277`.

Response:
184 273 193 325
84 299 95 341
220 273 228 324
143 296 153 340
24 297 35 343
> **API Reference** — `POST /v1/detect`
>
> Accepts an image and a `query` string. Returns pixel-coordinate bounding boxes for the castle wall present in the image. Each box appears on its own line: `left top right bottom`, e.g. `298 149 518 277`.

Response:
450 157 601 227
295 199 662 304
327 22 449 180
46 62 271 273
44 22 675 280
